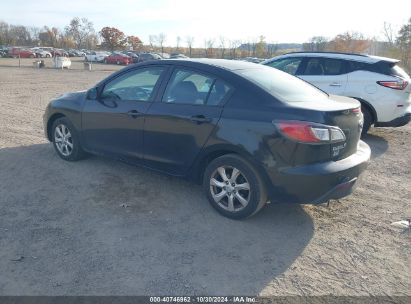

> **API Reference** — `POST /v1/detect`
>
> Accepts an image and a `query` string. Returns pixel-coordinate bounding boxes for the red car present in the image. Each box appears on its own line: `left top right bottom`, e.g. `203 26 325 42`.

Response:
104 53 132 65
10 47 36 58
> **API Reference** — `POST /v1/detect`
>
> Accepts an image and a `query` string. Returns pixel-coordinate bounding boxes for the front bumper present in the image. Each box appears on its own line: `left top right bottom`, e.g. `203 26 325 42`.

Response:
375 112 411 127
265 140 371 204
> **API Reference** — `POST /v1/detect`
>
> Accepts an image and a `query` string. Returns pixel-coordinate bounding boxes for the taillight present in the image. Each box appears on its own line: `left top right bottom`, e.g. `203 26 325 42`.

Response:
377 80 408 90
274 121 346 144
351 107 361 114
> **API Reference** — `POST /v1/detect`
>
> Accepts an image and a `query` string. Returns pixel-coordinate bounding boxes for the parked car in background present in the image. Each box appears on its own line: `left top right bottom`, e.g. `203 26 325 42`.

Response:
170 53 189 59
137 52 162 63
9 47 36 58
43 59 370 219
31 48 52 58
50 49 68 57
122 51 139 63
104 53 132 65
262 52 411 134
85 51 109 62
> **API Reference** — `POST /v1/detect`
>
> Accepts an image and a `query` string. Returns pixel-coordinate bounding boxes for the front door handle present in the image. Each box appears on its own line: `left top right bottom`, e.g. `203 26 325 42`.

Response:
190 115 212 124
330 83 342 87
126 110 142 118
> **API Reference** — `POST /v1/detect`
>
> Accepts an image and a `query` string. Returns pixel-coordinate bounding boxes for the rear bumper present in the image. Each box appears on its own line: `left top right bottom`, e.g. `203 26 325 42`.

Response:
375 112 411 127
265 140 371 204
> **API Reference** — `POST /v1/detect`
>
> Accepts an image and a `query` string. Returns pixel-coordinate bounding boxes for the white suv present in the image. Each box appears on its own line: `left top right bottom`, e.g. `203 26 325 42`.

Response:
262 52 411 134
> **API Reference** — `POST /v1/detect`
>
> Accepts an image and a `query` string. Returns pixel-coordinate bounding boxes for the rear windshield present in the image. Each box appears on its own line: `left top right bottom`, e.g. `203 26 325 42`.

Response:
238 66 329 103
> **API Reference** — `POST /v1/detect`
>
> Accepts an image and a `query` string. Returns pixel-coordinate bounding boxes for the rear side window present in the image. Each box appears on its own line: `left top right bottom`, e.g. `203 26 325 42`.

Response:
303 58 346 75
265 57 302 75
163 69 231 105
322 58 346 75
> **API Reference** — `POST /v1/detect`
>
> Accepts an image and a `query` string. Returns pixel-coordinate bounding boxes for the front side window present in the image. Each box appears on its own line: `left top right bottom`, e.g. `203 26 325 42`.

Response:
101 67 164 101
266 57 303 75
162 69 231 105
303 58 324 75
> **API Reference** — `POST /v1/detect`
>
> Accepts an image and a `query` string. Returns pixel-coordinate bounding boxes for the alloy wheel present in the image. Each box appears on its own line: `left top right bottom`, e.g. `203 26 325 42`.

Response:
54 124 73 157
210 166 251 212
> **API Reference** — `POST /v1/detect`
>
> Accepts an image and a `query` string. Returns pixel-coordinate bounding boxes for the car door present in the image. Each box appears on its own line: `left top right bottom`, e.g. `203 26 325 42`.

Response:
143 67 232 175
81 66 167 162
299 57 348 95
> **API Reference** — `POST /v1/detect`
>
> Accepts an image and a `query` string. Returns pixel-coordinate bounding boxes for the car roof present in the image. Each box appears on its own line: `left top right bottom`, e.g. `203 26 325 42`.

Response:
263 52 399 64
159 58 262 71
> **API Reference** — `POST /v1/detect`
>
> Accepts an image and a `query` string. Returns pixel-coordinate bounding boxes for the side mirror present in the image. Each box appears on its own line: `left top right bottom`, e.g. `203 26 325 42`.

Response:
87 87 98 100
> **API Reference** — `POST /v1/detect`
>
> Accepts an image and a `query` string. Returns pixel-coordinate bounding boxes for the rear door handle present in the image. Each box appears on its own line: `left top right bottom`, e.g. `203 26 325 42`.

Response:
330 83 342 87
126 110 143 118
190 115 212 124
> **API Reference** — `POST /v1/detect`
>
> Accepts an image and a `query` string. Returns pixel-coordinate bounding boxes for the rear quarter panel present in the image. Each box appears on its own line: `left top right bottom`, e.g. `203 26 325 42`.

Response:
345 71 410 122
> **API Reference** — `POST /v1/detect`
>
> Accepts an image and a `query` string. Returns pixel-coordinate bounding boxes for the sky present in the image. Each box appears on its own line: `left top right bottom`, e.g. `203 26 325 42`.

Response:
1 0 410 47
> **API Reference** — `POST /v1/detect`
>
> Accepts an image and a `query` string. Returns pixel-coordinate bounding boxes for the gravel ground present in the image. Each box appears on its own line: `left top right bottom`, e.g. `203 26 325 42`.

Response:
0 59 410 296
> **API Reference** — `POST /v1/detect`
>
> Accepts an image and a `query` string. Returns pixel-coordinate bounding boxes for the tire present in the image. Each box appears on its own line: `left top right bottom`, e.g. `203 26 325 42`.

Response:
361 106 372 135
116 60 120 65
203 154 267 219
51 117 86 161
104 59 107 64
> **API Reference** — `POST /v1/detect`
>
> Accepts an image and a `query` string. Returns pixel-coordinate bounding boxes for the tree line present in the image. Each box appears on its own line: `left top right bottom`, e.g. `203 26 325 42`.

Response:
0 16 410 70
303 18 411 71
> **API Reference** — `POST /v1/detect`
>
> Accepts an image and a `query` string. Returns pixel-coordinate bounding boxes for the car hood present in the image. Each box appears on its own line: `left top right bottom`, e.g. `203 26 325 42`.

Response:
57 90 87 100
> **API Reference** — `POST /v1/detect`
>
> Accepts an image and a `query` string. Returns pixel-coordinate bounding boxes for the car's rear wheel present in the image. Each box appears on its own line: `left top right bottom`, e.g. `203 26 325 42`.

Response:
203 154 267 219
361 106 372 135
52 117 86 161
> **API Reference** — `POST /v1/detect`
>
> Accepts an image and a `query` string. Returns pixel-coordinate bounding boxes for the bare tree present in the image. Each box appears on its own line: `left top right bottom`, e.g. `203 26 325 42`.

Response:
157 32 166 54
186 36 194 57
176 36 181 52
65 17 95 49
382 22 395 45
219 36 226 58
149 35 157 51
229 39 241 59
204 38 215 57
266 41 278 57
303 36 329 51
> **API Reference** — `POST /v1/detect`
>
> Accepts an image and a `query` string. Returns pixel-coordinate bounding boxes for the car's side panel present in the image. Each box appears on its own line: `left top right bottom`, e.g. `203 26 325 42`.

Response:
345 70 410 122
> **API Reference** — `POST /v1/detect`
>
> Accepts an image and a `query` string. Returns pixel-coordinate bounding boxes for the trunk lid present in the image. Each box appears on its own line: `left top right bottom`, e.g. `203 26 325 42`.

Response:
283 94 362 162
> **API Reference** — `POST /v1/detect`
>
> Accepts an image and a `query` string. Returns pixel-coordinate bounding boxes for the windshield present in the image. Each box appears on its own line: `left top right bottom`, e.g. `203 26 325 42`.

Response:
238 66 329 103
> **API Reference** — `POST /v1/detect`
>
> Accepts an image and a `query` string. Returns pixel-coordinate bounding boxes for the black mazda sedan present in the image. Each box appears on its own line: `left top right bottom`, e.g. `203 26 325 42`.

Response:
43 59 371 219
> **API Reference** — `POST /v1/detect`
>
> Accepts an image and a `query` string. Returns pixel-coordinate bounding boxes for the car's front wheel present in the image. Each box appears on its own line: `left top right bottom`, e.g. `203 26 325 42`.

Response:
203 154 267 219
52 117 86 161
